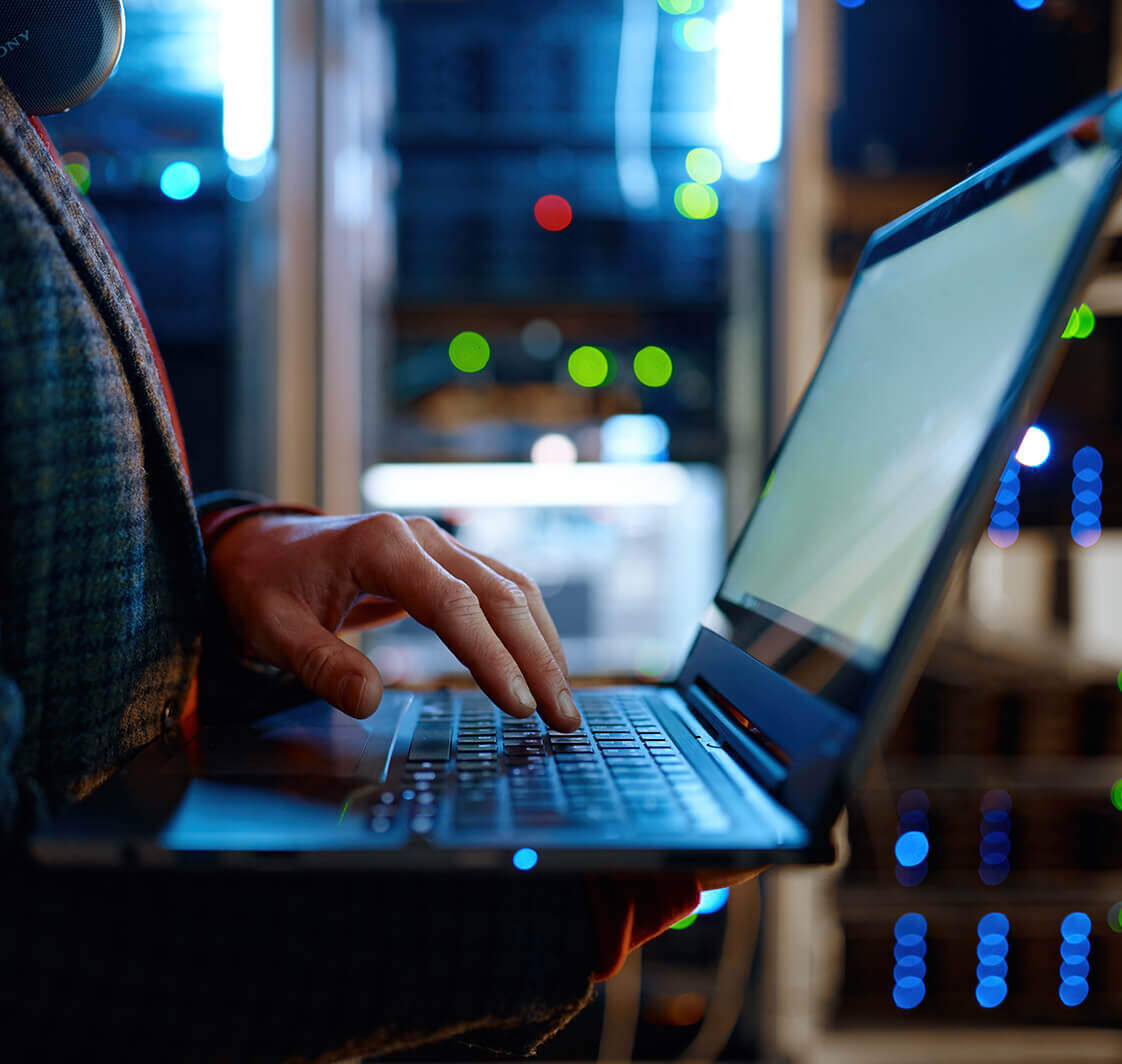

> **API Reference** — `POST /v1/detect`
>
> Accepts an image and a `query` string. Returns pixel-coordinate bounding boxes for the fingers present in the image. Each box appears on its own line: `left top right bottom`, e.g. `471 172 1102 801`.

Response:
260 597 386 719
450 541 569 679
348 513 580 731
409 521 576 731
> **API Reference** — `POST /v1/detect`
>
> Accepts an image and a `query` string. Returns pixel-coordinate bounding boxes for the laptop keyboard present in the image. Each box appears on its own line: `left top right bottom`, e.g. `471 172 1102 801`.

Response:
369 691 731 837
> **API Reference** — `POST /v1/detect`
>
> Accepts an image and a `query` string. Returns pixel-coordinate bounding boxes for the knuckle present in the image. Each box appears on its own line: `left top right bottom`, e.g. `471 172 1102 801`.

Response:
406 515 440 540
489 579 529 614
365 511 409 541
298 642 346 691
439 580 482 619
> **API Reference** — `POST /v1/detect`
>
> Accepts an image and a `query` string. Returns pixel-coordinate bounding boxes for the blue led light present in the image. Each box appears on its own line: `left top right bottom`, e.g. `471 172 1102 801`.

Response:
160 161 202 201
975 911 1010 1008
837 0 866 6
1059 911 1091 1006
988 457 1021 548
1014 0 1045 9
895 831 930 867
895 789 929 886
695 887 730 915
893 913 927 1009
512 847 538 871
979 790 1011 885
1072 447 1104 548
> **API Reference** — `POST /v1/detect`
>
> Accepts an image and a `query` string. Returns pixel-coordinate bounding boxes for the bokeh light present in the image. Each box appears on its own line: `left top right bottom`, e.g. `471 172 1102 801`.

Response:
895 789 929 887
448 331 490 373
530 433 577 464
61 152 91 195
568 345 609 388
988 455 1020 549
658 0 704 11
521 318 563 360
512 847 538 871
1015 426 1050 467
674 16 717 52
1062 303 1096 339
685 147 723 184
893 912 927 1009
671 912 699 930
1108 902 1122 933
634 345 674 387
160 161 202 201
895 831 930 867
1014 0 1046 10
1059 912 1091 1006
976 913 1010 1008
979 789 1011 886
601 414 670 462
534 194 572 232
1072 446 1103 548
64 163 91 195
695 887 730 915
674 182 719 220
1111 778 1122 811
837 0 866 6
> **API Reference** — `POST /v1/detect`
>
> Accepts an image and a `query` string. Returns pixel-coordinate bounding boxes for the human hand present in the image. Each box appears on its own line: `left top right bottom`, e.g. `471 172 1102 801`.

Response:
206 512 578 730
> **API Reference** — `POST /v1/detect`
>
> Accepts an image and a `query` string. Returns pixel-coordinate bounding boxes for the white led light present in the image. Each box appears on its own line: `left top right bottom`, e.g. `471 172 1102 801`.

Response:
1016 425 1051 467
220 0 275 167
715 0 784 175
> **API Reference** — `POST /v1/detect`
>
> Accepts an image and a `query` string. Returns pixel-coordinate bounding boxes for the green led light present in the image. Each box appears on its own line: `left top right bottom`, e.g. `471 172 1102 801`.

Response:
685 148 722 185
658 0 704 12
568 345 609 388
1117 667 1122 693
1063 303 1095 339
338 797 352 824
674 182 719 221
449 331 490 373
1109 902 1122 933
671 913 698 930
634 345 673 387
1111 778 1122 812
760 471 775 499
677 16 716 52
65 162 91 194
1076 303 1096 338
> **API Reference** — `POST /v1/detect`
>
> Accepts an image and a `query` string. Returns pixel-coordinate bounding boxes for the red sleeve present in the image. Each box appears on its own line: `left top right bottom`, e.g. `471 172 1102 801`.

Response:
585 873 701 981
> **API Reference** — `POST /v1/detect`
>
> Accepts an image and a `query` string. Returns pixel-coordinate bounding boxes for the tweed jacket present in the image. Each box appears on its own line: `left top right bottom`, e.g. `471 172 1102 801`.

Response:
0 78 618 1061
0 79 210 828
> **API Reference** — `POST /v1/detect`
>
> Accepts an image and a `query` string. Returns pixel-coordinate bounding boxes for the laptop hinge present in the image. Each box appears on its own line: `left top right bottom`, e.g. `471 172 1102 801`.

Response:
685 682 788 793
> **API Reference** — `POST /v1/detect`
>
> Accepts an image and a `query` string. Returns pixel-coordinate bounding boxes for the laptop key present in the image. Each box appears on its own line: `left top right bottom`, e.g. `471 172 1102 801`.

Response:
409 720 453 761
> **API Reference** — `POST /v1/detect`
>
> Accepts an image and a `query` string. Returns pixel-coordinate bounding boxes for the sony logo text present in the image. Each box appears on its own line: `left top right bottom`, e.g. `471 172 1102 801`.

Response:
0 31 31 59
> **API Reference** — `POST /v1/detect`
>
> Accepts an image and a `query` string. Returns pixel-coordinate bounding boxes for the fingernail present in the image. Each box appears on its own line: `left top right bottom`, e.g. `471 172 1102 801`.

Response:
557 689 580 727
511 676 537 714
341 674 367 717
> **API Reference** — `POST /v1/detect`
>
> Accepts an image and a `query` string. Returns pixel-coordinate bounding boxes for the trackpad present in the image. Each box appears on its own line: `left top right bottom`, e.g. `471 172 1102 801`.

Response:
164 694 413 779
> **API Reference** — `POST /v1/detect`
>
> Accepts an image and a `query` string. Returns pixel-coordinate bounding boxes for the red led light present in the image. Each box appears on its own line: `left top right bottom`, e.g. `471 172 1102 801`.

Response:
534 194 573 232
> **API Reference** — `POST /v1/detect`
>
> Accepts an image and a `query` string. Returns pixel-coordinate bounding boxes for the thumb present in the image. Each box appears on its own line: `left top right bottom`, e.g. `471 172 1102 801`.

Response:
267 601 385 719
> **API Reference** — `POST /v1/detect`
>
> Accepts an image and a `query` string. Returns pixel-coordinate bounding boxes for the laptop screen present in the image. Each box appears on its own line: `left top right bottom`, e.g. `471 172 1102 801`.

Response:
703 124 1118 714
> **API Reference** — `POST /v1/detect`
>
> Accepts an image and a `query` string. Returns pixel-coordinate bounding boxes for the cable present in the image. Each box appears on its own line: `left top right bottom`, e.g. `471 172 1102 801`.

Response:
598 944 643 1064
677 876 762 1064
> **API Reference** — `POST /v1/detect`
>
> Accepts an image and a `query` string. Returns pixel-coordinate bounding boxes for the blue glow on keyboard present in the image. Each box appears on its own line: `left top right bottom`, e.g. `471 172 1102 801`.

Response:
512 847 539 871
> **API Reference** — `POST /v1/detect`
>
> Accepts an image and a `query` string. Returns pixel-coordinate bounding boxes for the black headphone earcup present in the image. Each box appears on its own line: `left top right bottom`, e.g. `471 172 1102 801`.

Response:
0 0 125 116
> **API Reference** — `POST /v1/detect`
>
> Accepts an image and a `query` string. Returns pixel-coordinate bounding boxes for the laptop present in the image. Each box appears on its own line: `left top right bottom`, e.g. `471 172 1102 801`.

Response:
32 92 1122 871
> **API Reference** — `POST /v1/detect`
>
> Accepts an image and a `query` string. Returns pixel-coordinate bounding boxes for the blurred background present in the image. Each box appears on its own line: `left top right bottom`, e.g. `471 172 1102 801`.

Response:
40 0 1122 1059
